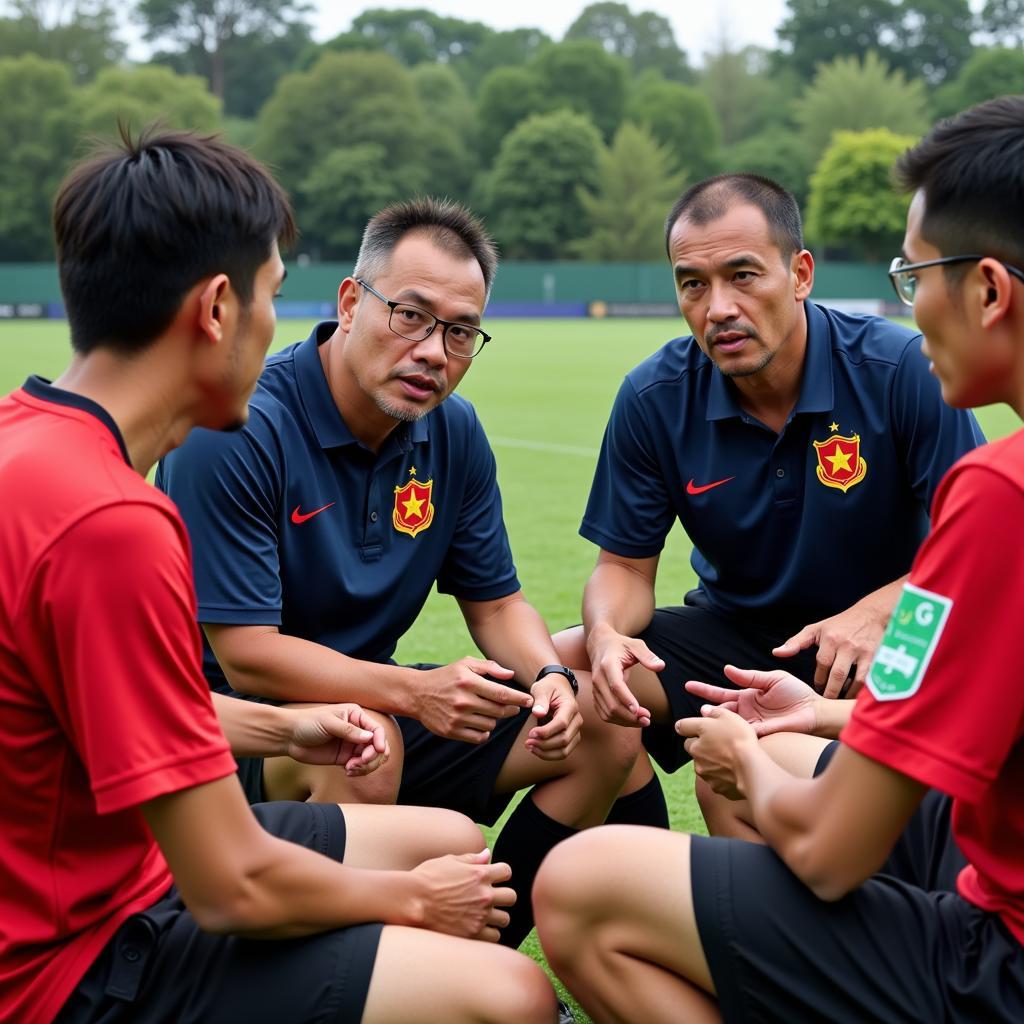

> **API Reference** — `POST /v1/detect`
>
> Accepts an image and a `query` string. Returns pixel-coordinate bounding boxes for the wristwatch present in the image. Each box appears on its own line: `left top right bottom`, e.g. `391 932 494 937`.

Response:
534 664 578 696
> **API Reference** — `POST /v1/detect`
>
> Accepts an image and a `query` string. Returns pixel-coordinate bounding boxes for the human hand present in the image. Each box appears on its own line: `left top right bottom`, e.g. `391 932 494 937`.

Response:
675 705 758 800
585 623 662 727
524 675 583 760
685 665 820 738
410 849 516 942
772 598 890 699
285 704 389 775
416 658 532 743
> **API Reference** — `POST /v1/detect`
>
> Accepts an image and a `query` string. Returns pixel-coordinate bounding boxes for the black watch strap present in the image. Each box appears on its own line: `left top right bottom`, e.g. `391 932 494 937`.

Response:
534 664 578 695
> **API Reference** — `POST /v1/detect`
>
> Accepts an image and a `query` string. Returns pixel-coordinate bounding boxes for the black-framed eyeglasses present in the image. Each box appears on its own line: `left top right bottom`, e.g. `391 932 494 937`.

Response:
356 279 491 359
888 254 1024 307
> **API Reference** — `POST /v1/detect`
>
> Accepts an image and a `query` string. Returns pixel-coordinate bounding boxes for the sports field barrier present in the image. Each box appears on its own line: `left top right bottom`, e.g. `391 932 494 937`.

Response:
0 261 899 320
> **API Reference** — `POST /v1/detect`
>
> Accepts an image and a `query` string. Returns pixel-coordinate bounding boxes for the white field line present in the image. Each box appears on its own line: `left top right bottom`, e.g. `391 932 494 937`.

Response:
489 436 599 458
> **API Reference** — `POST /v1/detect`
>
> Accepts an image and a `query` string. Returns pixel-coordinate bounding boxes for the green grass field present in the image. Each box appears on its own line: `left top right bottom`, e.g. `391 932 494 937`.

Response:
3 317 1020 1019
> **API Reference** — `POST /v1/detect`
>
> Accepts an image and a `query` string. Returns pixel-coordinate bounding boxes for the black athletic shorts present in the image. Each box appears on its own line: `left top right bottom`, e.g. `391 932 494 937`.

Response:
396 664 532 826
638 596 820 772
56 802 383 1024
691 748 1024 1022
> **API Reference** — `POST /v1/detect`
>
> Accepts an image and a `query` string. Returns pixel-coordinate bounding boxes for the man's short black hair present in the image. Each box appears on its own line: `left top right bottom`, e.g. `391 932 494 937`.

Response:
353 197 499 299
53 124 296 355
895 95 1024 270
664 174 804 260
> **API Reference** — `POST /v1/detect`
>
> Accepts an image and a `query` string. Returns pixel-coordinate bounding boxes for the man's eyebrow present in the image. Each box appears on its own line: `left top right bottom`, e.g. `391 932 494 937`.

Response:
394 289 481 326
674 254 766 278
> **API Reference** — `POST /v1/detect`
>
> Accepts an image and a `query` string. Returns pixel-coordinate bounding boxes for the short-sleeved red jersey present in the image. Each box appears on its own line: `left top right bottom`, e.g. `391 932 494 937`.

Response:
844 429 1024 946
0 378 236 1024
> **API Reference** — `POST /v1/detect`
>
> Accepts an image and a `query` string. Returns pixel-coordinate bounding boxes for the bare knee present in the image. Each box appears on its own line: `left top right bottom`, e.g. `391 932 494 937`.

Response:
487 952 558 1023
426 808 486 857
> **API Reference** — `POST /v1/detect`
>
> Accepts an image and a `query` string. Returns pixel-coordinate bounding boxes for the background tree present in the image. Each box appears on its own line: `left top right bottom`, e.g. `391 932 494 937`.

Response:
73 64 221 139
532 38 627 140
775 0 901 80
0 54 77 259
699 42 798 146
793 52 929 168
298 144 423 258
932 46 1024 118
485 109 603 259
0 0 124 81
977 0 1024 46
476 64 549 164
719 129 813 207
625 74 720 180
136 0 311 101
453 27 550 89
805 128 915 260
573 121 686 260
565 2 691 82
327 8 492 67
889 0 973 85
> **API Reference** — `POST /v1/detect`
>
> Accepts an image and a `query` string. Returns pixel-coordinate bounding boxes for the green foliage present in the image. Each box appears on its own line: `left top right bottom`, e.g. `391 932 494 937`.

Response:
978 0 1024 46
298 144 423 258
486 110 604 259
891 0 973 85
532 39 627 141
476 65 549 164
332 7 492 67
565 2 691 82
793 52 929 168
932 46 1024 119
720 128 813 207
806 128 915 260
625 74 720 179
0 1 124 82
136 0 311 99
453 27 550 90
699 43 798 147
73 65 222 139
0 54 77 259
573 121 686 260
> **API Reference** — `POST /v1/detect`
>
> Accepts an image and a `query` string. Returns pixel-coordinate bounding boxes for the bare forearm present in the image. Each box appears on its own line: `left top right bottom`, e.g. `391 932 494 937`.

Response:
813 696 856 738
208 627 420 714
212 693 296 757
582 561 656 644
465 595 559 683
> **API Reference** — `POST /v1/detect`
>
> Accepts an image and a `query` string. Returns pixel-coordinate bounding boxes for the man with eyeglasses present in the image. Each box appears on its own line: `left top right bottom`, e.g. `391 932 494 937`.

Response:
158 198 650 962
536 94 1024 1024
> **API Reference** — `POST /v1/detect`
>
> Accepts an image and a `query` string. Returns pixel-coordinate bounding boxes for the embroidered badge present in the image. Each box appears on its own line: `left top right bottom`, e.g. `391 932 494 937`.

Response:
393 467 434 538
812 423 867 492
867 583 953 701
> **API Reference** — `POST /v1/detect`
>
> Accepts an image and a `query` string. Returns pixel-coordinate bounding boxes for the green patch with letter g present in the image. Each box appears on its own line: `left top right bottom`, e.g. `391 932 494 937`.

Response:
867 583 953 701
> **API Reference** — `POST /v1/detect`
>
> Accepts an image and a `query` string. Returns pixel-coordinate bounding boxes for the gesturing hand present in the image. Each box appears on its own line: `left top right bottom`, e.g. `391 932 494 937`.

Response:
525 675 583 761
684 665 820 738
586 624 662 727
417 658 533 743
675 705 758 800
411 849 517 942
285 703 389 775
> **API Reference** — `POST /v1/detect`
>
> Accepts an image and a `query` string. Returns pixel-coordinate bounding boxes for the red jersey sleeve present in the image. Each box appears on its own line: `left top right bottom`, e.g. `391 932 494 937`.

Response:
843 462 1024 803
22 500 235 814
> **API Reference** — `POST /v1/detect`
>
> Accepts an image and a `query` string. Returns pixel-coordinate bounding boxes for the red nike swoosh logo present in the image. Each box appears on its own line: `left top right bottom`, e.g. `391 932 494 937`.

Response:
291 502 335 525
686 477 735 496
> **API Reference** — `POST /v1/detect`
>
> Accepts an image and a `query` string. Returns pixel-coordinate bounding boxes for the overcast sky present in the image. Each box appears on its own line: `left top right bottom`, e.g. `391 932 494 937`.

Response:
311 1 792 65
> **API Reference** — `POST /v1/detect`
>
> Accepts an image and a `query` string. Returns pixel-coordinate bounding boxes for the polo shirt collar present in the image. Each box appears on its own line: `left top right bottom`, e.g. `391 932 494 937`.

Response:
705 300 834 421
294 321 429 452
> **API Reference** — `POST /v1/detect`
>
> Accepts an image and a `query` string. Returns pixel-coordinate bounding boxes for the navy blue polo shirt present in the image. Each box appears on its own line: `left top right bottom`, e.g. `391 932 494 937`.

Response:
581 302 983 628
157 321 519 693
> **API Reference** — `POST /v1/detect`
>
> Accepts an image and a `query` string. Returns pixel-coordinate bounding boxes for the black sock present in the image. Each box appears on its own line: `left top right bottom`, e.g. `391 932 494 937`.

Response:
492 794 578 948
604 774 670 829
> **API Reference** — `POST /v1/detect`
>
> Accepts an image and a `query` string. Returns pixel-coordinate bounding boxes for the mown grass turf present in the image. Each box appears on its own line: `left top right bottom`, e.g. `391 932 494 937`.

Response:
2 317 1019 1019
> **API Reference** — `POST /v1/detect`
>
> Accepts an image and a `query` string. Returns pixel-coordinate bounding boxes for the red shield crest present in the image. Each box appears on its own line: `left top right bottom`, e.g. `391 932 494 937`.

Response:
393 477 434 537
812 433 868 493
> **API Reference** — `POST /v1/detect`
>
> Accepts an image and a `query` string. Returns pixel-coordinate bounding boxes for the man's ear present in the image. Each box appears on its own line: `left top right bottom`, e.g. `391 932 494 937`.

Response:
793 249 815 302
337 277 360 332
977 259 1014 330
196 274 232 344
